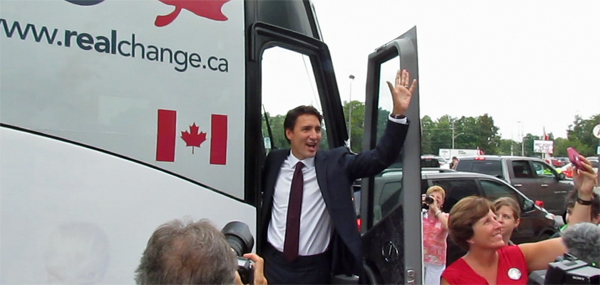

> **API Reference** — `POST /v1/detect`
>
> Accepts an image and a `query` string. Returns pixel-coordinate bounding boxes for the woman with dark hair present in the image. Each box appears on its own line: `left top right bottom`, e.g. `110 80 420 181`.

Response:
441 156 597 285
493 197 521 245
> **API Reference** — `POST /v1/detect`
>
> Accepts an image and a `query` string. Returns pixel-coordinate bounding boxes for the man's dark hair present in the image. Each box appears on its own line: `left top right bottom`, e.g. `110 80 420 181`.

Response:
283 105 323 143
135 218 237 285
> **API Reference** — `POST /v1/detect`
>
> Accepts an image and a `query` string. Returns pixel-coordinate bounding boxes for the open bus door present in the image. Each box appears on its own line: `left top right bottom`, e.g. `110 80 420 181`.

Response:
359 26 422 284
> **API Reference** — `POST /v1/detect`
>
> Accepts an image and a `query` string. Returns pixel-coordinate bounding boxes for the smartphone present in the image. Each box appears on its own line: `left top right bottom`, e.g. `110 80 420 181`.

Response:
567 147 584 169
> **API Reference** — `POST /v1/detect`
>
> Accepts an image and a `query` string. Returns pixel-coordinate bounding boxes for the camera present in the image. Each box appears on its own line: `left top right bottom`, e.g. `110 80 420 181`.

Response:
543 253 600 284
422 195 435 210
424 195 435 205
222 221 255 285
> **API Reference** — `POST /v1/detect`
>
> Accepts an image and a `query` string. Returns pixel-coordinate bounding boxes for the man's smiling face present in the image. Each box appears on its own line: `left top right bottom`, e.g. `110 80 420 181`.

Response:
286 114 322 160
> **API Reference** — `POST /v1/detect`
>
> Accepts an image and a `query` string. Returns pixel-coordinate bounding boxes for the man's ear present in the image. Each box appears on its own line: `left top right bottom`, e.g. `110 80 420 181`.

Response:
285 128 292 141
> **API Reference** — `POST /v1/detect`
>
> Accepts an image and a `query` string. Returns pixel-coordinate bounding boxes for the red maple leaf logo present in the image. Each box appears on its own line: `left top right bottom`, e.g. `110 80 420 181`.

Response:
181 123 207 154
155 0 230 27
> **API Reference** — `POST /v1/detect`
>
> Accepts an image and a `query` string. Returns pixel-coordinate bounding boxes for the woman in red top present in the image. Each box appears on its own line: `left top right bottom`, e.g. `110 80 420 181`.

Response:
441 155 597 285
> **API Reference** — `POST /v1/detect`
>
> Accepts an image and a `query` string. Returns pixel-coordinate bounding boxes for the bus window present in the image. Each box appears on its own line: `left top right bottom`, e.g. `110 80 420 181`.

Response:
261 47 330 153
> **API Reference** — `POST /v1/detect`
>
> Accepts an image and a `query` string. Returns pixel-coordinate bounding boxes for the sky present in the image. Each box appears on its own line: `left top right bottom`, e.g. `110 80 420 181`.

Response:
310 0 600 140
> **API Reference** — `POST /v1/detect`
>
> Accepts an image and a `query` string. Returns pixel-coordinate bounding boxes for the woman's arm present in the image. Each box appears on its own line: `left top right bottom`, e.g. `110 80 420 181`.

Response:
519 238 566 271
567 156 597 225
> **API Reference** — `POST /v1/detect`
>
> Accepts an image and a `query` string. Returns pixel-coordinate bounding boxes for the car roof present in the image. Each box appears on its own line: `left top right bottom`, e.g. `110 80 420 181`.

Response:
458 155 546 162
378 168 506 181
421 171 506 180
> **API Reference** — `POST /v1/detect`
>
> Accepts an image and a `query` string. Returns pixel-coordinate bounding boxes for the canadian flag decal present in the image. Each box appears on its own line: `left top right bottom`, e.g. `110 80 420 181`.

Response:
156 109 227 165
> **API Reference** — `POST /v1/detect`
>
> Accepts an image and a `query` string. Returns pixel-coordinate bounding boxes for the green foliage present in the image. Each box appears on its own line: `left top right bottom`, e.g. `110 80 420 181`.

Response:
261 112 288 150
344 100 367 153
261 104 598 158
565 114 600 156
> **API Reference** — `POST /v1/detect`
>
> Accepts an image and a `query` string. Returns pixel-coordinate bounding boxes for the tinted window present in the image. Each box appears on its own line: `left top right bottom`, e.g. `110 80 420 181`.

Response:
479 179 522 207
458 160 503 178
378 180 402 223
429 179 479 212
511 160 535 178
421 158 440 168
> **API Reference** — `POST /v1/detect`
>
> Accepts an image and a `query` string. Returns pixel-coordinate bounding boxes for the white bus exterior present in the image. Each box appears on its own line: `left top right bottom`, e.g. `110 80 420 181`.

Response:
1 0 424 283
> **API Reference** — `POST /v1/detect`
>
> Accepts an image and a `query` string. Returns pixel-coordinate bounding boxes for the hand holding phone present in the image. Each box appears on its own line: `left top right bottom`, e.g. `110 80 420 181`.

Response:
567 147 584 170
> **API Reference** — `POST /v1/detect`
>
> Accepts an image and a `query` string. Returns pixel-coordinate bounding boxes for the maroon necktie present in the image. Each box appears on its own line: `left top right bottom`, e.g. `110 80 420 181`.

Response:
283 161 304 261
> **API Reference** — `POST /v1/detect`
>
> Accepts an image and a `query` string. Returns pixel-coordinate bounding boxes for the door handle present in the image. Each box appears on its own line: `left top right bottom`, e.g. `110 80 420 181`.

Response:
514 184 522 187
541 184 548 187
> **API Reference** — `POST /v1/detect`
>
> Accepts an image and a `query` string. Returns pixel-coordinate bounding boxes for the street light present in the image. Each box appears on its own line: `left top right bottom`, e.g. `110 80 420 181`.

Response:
348 74 355 149
452 132 464 149
517 121 524 156
451 121 463 149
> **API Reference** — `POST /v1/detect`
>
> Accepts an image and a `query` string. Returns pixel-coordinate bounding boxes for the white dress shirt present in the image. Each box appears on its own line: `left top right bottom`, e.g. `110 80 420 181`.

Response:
267 153 332 256
267 116 406 255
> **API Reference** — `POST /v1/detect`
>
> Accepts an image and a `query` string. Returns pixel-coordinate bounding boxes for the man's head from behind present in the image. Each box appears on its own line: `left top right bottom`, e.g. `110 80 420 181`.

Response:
135 218 237 285
284 105 323 160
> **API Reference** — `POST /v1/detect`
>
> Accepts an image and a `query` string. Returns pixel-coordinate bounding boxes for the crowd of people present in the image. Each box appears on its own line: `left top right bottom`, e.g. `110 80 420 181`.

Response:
133 69 597 284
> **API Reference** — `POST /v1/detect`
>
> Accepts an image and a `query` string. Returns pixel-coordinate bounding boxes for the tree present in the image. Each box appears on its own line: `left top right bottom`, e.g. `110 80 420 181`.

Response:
566 114 600 156
476 114 501 154
261 113 287 150
344 100 366 153
421 115 435 155
454 116 479 149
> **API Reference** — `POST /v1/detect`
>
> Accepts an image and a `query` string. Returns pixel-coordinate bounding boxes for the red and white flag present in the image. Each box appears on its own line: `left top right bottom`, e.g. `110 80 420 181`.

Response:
155 109 227 165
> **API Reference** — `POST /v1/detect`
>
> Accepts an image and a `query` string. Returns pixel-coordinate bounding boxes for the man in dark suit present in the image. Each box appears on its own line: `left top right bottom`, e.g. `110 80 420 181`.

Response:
260 69 417 284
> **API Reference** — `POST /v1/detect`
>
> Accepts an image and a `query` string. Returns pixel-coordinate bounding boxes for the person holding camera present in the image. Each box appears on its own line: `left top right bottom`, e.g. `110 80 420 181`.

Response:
441 155 598 285
422 185 449 285
135 218 267 285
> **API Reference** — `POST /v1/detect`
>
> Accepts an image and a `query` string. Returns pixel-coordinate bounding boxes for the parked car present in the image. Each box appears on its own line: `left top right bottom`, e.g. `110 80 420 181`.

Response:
356 170 558 266
454 156 573 215
560 157 599 178
421 155 447 168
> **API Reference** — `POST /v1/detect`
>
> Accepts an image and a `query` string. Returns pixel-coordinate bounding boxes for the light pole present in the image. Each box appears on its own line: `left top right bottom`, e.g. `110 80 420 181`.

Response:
452 132 464 149
517 121 524 156
348 74 355 149
451 121 464 149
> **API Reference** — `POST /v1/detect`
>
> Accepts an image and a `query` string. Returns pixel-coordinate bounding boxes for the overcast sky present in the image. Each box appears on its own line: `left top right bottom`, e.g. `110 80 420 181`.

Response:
311 0 600 140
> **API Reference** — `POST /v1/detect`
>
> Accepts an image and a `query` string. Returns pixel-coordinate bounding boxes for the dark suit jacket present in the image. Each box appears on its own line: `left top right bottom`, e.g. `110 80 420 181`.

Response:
259 120 409 276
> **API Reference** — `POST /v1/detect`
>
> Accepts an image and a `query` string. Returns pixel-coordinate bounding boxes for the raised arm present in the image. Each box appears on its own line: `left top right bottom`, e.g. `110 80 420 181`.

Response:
568 155 598 225
386 69 417 116
520 155 597 271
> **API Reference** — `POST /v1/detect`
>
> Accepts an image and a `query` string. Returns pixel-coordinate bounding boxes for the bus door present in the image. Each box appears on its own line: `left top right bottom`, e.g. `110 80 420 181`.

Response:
359 27 422 284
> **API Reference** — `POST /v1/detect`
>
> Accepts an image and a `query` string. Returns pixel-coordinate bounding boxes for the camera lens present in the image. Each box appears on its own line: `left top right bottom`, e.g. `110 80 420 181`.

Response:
221 221 254 256
425 196 434 204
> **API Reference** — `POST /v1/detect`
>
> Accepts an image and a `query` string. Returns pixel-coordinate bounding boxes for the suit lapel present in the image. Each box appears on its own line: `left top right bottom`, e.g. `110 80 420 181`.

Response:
315 151 331 206
264 150 289 212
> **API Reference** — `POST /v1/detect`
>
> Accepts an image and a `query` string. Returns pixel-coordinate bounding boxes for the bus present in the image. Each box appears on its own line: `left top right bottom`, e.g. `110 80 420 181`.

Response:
1 0 421 283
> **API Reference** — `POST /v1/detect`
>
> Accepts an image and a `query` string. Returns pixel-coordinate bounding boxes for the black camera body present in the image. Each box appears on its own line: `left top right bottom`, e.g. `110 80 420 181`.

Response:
422 195 435 210
544 253 600 284
424 195 435 204
222 221 255 285
237 256 255 285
